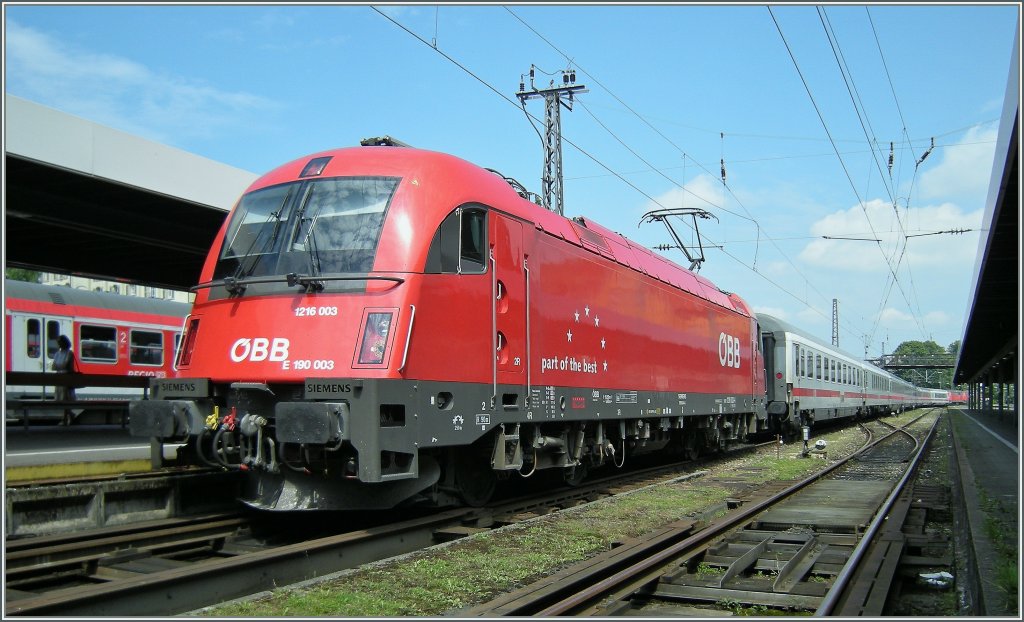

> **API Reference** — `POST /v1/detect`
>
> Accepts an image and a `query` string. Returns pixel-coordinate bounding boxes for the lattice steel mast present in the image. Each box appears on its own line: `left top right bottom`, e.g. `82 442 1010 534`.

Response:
517 66 587 216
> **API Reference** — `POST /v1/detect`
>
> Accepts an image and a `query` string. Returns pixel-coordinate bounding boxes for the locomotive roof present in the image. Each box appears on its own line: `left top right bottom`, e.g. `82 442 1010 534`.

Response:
247 145 754 319
4 279 191 317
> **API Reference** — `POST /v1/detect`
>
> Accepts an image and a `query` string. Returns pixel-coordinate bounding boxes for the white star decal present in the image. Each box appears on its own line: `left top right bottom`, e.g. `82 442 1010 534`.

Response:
585 305 590 317
601 338 606 349
567 328 573 342
574 310 580 322
603 361 608 371
594 316 600 327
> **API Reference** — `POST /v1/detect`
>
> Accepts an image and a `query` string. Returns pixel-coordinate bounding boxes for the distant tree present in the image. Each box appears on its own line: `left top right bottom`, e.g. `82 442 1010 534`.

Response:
892 340 945 357
947 340 961 356
5 268 40 283
890 339 953 389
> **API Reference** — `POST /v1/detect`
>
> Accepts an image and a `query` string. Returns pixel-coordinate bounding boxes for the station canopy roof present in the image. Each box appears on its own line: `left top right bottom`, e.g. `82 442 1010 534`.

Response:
4 95 258 291
953 31 1019 386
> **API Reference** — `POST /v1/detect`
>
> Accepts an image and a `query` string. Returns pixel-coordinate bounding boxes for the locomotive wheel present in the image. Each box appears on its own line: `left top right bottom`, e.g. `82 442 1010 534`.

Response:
563 462 588 487
686 435 701 460
452 446 497 507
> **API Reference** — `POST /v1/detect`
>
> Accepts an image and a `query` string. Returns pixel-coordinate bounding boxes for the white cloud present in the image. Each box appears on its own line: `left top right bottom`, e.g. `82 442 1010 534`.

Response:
753 306 789 321
924 310 950 326
797 198 982 272
797 306 829 326
642 172 727 216
373 5 419 19
5 20 275 144
917 124 999 205
757 260 790 278
878 307 915 326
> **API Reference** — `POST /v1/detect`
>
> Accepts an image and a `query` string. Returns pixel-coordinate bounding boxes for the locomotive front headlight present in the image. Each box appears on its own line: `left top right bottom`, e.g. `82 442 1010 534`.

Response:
358 311 394 365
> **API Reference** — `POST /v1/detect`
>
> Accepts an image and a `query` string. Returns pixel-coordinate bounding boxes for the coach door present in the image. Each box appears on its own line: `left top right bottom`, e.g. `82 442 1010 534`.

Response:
9 314 72 373
489 212 527 409
8 314 73 398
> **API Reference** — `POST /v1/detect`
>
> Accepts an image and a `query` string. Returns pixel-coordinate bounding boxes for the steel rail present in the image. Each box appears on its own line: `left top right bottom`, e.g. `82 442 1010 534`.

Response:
531 438 874 616
815 413 941 615
4 506 475 616
508 411 934 616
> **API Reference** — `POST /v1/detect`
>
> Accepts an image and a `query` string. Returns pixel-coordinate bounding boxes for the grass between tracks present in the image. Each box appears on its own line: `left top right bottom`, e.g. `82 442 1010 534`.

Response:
201 419 892 617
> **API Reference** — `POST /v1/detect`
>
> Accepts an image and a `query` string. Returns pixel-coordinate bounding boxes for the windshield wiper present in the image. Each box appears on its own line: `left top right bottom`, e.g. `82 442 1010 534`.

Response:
191 273 406 294
300 199 325 279
229 188 295 285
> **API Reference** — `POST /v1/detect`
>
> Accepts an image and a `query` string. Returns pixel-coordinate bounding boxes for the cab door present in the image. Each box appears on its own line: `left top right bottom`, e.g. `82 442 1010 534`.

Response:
490 213 527 408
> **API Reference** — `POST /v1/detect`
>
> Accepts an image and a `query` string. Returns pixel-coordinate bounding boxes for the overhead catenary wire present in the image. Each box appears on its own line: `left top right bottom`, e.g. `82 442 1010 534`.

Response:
562 137 993 181
376 6 970 347
819 5 921 339
372 6 845 327
769 6 930 341
504 6 855 330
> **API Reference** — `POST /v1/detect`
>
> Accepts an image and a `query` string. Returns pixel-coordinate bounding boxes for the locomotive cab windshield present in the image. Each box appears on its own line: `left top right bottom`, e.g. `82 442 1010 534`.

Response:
214 176 400 284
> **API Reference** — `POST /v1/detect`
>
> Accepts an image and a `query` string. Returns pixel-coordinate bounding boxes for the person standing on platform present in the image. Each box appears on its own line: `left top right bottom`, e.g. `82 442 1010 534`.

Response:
52 335 78 425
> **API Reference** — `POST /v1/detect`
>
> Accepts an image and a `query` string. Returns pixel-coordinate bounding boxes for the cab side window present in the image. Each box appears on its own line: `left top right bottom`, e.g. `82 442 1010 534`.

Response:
425 205 488 274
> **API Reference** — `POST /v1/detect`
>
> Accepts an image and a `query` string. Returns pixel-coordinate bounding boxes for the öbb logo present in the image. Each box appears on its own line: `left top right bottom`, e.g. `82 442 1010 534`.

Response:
718 333 741 369
230 338 290 363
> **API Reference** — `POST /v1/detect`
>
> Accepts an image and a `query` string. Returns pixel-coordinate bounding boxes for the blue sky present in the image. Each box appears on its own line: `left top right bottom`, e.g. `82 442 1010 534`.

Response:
4 3 1019 356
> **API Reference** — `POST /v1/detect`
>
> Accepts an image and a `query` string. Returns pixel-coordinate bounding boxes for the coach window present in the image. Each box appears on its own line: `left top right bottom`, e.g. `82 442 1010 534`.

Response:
823 357 830 382
425 205 488 274
793 345 800 377
80 325 117 364
45 320 62 359
815 354 821 380
130 330 164 366
26 319 41 358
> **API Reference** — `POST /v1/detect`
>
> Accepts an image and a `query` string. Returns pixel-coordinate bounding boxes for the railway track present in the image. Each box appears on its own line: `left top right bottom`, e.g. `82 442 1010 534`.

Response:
3 438 770 616
463 408 942 616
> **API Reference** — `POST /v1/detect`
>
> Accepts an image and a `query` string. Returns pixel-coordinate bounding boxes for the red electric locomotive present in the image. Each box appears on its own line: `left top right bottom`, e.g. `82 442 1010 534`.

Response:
130 144 767 510
948 390 968 404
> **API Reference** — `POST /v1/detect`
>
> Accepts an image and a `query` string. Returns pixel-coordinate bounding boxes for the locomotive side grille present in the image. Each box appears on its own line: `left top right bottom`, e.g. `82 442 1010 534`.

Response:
47 292 67 305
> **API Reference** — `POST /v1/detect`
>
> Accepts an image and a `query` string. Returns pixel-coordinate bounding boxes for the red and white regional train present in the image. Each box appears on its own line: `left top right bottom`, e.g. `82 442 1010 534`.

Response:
127 144 950 511
5 279 190 401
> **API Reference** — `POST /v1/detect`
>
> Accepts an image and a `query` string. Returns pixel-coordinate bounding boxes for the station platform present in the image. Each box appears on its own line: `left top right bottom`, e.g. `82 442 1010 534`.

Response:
948 407 1019 617
3 423 177 483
